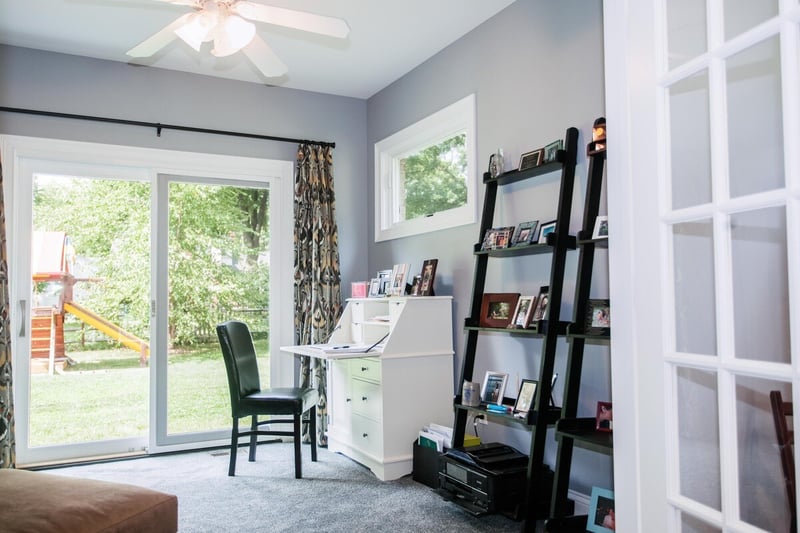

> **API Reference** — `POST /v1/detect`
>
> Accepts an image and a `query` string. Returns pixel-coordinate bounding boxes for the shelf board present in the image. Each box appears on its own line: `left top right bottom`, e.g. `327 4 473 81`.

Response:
454 403 562 427
464 320 570 336
483 151 565 186
555 417 613 454
576 236 608 248
474 234 577 257
544 514 588 532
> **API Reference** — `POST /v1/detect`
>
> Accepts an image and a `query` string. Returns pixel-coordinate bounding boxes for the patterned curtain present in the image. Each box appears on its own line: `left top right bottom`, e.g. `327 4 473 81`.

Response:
0 156 15 468
294 144 342 447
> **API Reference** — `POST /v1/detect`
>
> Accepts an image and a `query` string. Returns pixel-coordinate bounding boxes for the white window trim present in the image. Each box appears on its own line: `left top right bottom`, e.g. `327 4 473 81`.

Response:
374 94 477 242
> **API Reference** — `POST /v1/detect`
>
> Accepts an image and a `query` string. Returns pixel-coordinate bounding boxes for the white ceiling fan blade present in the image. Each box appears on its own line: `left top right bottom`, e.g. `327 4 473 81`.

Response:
127 12 195 57
232 2 350 39
242 35 288 78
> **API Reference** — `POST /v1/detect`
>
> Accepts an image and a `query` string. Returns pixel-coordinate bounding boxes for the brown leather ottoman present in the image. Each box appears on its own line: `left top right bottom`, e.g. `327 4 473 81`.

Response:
0 469 177 533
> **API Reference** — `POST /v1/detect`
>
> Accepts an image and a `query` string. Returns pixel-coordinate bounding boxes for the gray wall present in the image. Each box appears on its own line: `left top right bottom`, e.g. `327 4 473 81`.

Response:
0 44 370 292
366 0 610 494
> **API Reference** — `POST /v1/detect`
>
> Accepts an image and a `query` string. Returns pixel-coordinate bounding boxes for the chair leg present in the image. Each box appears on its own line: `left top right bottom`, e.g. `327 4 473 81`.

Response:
228 420 239 477
310 406 318 462
249 416 258 462
294 413 302 479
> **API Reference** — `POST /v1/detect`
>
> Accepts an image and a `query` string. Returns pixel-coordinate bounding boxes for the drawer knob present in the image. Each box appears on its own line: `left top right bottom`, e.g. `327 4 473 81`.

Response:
361 367 368 372
361 396 368 401
346 398 351 402
362 433 369 438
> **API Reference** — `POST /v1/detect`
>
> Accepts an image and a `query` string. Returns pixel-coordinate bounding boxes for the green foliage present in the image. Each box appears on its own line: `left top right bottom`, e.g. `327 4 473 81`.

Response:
33 177 270 347
401 133 468 220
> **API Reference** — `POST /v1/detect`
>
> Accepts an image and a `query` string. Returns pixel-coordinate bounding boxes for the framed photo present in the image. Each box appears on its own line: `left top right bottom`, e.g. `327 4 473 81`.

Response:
494 226 513 249
368 278 381 298
543 139 563 163
518 149 544 172
409 275 422 296
595 401 613 432
509 295 536 329
587 487 615 533
389 263 409 296
479 293 520 328
538 220 557 244
377 269 392 296
513 379 538 414
481 228 498 250
481 371 508 405
592 215 608 239
511 220 539 247
584 299 610 335
418 259 438 296
530 286 549 322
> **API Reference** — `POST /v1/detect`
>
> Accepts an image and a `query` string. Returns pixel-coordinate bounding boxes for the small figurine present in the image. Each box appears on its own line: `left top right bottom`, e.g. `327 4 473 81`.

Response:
587 116 606 155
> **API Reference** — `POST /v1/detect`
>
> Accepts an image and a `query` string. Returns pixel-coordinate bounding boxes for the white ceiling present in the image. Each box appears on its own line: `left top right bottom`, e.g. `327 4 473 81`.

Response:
0 0 516 99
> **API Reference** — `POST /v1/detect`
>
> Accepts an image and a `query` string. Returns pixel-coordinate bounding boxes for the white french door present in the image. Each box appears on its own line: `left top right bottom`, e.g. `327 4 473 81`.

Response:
606 1 799 532
2 135 294 464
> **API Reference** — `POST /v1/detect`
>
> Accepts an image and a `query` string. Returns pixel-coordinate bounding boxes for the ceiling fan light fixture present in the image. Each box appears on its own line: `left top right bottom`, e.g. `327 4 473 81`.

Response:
211 14 256 57
174 11 217 51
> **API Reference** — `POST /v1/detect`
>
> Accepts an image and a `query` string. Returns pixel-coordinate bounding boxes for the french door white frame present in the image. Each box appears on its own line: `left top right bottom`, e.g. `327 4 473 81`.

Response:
1 135 295 463
605 1 800 531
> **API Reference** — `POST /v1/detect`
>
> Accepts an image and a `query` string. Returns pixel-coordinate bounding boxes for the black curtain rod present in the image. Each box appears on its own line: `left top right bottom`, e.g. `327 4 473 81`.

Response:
0 106 335 149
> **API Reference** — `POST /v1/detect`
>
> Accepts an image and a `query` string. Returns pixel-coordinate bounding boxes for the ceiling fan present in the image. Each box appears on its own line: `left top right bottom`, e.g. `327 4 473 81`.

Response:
126 0 350 78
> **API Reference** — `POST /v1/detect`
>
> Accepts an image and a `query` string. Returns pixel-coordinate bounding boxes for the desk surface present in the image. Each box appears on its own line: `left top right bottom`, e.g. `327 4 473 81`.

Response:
279 344 383 360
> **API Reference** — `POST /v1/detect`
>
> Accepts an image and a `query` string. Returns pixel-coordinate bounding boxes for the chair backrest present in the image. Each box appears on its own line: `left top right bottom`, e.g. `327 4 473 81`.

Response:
770 389 796 528
217 321 262 416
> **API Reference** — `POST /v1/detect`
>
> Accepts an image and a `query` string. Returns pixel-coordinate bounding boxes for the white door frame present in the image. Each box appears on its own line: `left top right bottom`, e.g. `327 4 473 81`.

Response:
1 134 294 462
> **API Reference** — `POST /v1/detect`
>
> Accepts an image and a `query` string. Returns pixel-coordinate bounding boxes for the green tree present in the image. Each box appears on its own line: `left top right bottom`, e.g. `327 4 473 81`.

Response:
401 133 467 220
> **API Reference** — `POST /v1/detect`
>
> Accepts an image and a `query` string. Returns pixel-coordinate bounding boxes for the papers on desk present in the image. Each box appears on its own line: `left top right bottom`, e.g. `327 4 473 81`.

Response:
418 423 453 452
307 344 374 354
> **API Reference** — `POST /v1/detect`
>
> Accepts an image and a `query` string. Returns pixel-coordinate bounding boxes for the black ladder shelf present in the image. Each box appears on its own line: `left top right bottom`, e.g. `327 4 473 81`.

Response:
546 133 609 532
451 126 579 532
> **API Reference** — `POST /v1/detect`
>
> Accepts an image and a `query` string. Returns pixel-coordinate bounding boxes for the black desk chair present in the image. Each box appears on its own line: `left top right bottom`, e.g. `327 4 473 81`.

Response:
217 320 318 478
770 390 796 533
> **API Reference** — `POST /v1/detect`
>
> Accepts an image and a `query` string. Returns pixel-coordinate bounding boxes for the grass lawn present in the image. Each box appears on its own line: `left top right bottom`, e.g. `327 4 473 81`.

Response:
29 339 269 447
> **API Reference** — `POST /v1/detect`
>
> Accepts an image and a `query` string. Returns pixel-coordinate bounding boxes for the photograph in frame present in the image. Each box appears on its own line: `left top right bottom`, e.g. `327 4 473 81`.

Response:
509 295 536 329
418 259 438 296
530 286 549 323
538 220 556 244
511 220 539 247
518 149 544 172
587 487 615 533
595 401 612 432
409 275 422 296
389 263 409 296
479 293 520 328
513 379 538 414
377 269 392 296
543 139 564 163
481 371 509 405
584 299 610 336
481 228 498 251
592 215 609 239
368 278 381 298
494 226 514 249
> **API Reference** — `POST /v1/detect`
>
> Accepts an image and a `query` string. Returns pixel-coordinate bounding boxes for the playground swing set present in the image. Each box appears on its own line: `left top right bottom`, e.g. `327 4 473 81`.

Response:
32 231 149 374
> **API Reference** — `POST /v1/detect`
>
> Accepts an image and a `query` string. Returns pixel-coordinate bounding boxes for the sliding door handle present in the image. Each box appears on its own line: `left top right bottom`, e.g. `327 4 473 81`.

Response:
18 299 26 337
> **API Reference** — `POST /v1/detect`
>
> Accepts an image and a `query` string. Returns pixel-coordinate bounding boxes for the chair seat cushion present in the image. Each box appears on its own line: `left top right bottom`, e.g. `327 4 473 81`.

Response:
239 387 319 416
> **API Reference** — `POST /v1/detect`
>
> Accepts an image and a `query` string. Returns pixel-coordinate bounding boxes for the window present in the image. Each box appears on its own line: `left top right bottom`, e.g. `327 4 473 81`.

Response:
374 94 476 242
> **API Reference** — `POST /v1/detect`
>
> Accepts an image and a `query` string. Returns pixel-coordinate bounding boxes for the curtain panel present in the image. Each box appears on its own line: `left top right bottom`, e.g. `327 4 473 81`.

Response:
294 144 342 446
0 157 15 468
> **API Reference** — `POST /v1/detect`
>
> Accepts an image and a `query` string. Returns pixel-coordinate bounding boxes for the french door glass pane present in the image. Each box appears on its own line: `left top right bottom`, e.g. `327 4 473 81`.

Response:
677 367 721 510
667 0 707 69
167 181 270 435
726 36 784 198
680 512 721 533
731 207 789 363
724 0 778 40
673 220 717 355
669 71 712 209
735 376 792 531
30 174 150 446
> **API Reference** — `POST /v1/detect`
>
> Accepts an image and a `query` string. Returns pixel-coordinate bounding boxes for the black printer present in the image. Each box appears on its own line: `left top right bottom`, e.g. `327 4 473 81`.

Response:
438 442 552 520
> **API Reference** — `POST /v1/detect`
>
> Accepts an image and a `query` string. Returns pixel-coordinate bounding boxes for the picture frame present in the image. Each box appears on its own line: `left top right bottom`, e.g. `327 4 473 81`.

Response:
530 286 549 323
592 215 609 239
511 220 539 247
584 298 610 336
494 226 514 249
377 269 392 296
538 220 557 244
595 401 613 432
409 275 422 296
513 379 538 414
389 263 410 296
481 371 508 405
543 139 563 163
518 149 544 172
418 259 438 296
587 487 615 533
479 293 520 328
509 295 536 329
368 278 381 298
481 227 498 250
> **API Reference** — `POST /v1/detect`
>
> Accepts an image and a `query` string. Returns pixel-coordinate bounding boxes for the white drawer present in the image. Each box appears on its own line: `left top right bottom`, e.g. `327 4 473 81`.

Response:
351 415 383 457
350 357 381 383
351 378 382 421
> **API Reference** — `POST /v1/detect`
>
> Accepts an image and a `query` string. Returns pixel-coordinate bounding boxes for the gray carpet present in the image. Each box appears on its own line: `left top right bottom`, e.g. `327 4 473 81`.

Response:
47 442 523 532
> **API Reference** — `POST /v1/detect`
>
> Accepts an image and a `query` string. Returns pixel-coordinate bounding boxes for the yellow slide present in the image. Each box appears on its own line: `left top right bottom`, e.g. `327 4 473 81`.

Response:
64 302 150 359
